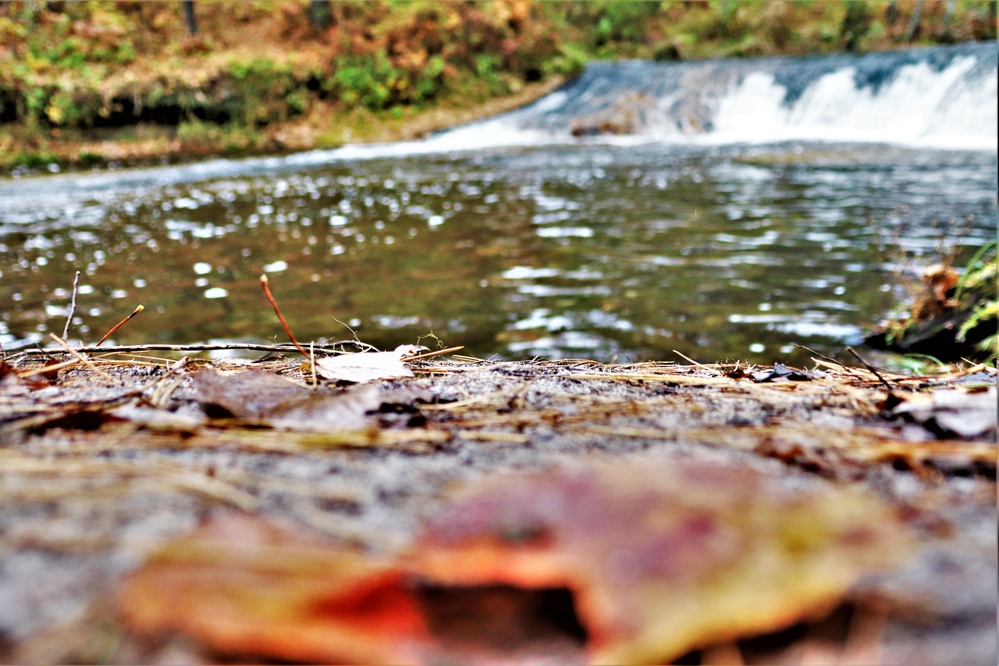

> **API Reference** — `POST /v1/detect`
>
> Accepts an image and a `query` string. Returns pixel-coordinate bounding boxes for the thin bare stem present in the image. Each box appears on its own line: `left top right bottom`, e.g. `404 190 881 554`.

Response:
7 341 376 360
96 305 144 347
260 274 309 358
847 346 895 392
673 349 703 366
793 343 844 368
62 270 81 340
403 345 464 361
673 349 720 375
49 333 116 382
310 341 317 387
17 356 81 377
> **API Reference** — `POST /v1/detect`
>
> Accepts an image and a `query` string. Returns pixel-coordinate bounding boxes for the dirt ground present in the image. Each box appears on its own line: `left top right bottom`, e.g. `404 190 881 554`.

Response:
0 346 995 664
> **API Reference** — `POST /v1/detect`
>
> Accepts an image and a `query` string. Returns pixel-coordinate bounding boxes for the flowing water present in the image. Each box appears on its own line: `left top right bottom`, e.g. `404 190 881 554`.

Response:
1 43 996 364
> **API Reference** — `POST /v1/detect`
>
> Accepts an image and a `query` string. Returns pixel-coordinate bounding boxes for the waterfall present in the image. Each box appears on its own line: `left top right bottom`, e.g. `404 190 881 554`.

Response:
421 41 998 153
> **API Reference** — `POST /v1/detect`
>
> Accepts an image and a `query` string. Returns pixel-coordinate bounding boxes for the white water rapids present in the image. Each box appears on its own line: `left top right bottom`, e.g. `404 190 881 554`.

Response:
303 41 998 162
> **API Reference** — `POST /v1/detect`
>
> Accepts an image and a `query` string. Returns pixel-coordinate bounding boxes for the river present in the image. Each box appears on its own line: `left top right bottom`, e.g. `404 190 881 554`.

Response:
1 43 996 364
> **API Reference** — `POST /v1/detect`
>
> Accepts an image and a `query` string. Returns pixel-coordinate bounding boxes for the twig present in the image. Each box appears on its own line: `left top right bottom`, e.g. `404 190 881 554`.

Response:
846 346 895 392
0 454 257 511
455 430 530 444
62 270 81 340
147 356 190 407
673 349 703 366
260 274 309 358
17 356 81 378
332 315 365 348
49 333 116 382
310 341 317 387
95 305 144 347
793 343 845 368
8 341 376 360
404 345 464 361
673 349 720 375
8 343 57 361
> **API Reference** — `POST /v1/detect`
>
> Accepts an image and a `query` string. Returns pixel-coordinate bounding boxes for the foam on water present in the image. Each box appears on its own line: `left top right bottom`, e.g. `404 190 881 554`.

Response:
709 55 992 149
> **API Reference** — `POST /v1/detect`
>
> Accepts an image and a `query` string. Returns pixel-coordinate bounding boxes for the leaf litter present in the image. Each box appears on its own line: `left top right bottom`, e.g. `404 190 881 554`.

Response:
0 347 995 664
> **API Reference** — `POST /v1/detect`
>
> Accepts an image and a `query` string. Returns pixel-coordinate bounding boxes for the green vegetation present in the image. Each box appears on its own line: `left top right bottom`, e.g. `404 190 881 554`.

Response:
0 0 994 172
868 242 998 364
955 243 998 363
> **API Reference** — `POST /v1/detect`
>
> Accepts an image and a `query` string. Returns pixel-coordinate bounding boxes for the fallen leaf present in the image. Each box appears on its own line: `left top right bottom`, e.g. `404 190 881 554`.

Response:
191 368 381 429
2 359 54 390
119 459 909 665
118 513 430 664
118 513 585 664
315 345 427 384
751 362 816 383
889 386 998 439
410 460 910 664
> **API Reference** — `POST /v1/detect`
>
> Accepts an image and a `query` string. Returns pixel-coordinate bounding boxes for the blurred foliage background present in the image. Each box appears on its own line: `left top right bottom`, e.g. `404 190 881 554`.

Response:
0 0 995 170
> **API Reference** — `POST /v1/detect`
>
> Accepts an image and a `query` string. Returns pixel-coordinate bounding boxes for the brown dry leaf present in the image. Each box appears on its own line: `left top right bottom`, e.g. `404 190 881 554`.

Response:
118 513 431 664
913 263 961 319
119 459 910 665
750 362 816 382
2 359 53 391
118 513 580 665
190 368 381 429
890 386 998 439
411 460 911 664
315 344 427 383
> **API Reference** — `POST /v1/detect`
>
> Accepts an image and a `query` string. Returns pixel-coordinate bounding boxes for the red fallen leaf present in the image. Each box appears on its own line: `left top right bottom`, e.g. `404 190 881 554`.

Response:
119 513 588 664
119 513 431 664
119 461 909 664
409 461 910 664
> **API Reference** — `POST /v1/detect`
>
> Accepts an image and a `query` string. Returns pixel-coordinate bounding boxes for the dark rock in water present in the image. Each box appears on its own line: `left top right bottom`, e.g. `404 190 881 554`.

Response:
653 43 683 62
569 93 653 136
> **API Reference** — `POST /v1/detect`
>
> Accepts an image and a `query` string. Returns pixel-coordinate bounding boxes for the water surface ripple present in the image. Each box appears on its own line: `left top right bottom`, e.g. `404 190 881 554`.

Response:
2 141 994 364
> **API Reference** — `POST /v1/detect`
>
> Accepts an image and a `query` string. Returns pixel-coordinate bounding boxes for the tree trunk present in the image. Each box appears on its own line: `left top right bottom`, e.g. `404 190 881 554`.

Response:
183 0 199 37
942 0 956 30
308 0 332 29
904 0 925 42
